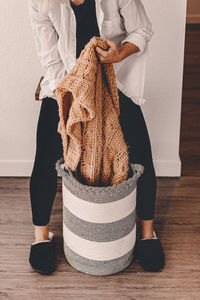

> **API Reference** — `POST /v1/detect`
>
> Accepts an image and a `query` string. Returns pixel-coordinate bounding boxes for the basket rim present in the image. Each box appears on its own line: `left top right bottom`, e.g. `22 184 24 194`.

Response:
55 157 144 194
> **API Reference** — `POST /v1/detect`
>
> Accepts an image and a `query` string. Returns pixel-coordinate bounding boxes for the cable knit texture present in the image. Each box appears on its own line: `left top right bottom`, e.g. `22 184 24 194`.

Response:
55 36 129 186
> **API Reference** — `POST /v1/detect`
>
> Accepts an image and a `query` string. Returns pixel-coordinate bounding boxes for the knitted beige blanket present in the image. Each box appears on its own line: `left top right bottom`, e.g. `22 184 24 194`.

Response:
55 36 129 186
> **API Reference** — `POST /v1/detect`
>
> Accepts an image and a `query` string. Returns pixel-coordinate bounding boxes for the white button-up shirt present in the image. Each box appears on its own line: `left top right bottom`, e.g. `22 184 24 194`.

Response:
28 0 154 105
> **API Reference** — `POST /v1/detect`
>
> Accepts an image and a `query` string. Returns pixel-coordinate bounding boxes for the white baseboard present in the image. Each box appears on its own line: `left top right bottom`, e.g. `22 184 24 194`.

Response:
0 157 182 177
154 157 181 177
0 160 34 177
187 14 200 24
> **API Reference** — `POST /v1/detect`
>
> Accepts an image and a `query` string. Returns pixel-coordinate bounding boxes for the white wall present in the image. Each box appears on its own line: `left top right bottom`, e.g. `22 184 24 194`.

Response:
0 0 43 176
0 0 187 177
142 0 187 176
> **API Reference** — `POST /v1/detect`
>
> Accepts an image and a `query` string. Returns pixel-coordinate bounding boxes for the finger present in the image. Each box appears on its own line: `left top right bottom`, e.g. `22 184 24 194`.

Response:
96 46 108 58
106 40 118 53
98 54 104 62
105 39 115 48
99 54 107 63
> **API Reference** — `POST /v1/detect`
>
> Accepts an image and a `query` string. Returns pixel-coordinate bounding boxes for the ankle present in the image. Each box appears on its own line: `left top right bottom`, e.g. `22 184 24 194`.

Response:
34 224 49 241
140 219 154 239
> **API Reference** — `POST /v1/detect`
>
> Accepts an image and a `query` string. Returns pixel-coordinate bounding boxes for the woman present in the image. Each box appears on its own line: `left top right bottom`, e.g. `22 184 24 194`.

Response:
28 0 165 275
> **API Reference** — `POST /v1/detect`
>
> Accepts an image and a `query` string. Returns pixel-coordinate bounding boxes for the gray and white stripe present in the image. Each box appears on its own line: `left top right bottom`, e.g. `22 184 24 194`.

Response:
55 157 144 276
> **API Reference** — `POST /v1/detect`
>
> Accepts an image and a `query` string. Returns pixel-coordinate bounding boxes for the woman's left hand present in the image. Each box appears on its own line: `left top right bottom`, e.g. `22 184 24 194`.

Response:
95 40 122 64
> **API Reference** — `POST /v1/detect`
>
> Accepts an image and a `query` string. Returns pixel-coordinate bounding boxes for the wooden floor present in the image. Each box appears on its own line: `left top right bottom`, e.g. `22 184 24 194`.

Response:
1 25 200 300
0 175 200 300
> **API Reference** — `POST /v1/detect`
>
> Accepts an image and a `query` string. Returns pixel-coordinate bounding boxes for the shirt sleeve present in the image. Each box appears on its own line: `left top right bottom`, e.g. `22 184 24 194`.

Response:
118 0 155 55
28 0 66 93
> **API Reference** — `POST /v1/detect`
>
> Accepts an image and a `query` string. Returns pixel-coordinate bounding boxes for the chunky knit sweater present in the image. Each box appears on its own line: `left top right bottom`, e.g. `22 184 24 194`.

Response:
55 36 129 186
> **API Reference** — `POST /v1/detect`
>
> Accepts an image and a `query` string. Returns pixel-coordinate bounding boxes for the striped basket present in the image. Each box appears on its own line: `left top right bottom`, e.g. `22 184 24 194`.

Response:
55 157 144 276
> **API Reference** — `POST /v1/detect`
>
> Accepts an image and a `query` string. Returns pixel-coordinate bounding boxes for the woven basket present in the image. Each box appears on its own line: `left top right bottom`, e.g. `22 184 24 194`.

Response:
55 157 144 276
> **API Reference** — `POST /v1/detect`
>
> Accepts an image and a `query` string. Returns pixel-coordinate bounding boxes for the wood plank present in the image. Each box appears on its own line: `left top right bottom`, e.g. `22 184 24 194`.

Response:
180 23 200 176
182 72 200 89
0 176 200 300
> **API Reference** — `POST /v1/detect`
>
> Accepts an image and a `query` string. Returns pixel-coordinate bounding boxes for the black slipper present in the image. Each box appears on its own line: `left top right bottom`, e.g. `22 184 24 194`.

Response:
136 230 165 272
29 231 56 275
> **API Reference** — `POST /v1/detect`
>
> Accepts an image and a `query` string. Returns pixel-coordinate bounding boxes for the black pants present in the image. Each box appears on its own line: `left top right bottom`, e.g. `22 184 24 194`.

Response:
29 89 156 226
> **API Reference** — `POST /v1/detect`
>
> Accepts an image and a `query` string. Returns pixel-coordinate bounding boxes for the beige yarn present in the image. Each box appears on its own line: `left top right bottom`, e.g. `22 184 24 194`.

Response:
55 36 129 186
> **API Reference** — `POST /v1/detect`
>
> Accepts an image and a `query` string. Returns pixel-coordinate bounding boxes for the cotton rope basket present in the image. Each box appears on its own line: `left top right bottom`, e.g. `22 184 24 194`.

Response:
55 156 144 276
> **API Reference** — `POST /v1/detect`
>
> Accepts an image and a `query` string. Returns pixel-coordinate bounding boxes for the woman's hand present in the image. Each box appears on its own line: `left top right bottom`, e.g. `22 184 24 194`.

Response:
95 40 122 63
95 39 140 63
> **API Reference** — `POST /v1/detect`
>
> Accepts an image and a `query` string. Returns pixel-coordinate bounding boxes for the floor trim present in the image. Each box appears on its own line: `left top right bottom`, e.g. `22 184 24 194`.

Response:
0 158 182 177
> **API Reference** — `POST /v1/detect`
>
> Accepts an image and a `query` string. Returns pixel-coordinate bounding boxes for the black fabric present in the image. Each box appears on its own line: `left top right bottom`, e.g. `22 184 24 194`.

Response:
29 98 63 226
70 0 100 58
118 89 157 221
136 238 165 272
29 235 56 275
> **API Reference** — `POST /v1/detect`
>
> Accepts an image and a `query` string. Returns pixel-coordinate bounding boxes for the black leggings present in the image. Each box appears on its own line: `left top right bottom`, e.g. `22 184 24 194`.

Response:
29 89 156 226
